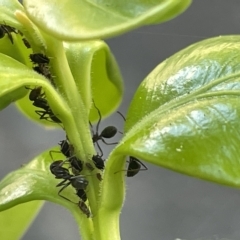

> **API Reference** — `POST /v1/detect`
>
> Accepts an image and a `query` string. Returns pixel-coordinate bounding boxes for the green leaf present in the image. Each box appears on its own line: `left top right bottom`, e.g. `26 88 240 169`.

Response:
0 148 92 238
0 148 75 209
117 35 240 187
64 40 123 121
0 53 69 128
0 1 25 31
0 31 32 65
23 0 191 41
0 201 44 240
0 53 30 110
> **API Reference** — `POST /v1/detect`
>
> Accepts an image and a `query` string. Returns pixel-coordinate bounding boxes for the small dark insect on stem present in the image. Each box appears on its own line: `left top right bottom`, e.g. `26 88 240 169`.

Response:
90 100 118 155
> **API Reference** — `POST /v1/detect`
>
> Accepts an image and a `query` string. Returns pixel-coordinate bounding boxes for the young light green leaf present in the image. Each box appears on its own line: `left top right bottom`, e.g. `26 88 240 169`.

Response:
0 0 24 12
117 36 240 187
0 1 25 32
0 148 73 210
0 53 69 127
0 31 32 65
23 0 191 41
0 201 44 240
64 40 123 122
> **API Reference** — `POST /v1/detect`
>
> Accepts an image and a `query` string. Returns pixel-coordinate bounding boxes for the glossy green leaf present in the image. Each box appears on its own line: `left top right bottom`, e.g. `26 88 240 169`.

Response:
0 148 74 210
23 0 191 41
64 40 123 121
117 36 240 187
0 201 44 240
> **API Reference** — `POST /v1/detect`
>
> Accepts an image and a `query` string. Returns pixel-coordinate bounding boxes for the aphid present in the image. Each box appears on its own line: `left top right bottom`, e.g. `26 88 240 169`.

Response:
30 53 49 64
90 100 118 155
22 38 31 48
78 201 91 218
96 173 102 181
86 163 95 172
126 156 148 177
0 24 18 44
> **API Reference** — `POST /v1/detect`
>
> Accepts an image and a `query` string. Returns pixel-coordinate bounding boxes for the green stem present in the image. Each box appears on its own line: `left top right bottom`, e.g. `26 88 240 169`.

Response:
43 34 105 239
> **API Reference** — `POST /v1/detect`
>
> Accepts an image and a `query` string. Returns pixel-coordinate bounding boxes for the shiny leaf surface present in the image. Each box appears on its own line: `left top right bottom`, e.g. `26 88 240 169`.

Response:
23 0 191 40
117 36 240 187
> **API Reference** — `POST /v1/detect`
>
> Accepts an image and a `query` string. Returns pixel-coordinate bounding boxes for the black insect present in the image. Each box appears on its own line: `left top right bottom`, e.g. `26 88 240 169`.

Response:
90 100 118 155
50 141 83 175
78 201 91 218
58 139 72 158
76 189 87 202
92 154 105 170
33 65 52 81
126 156 148 177
69 156 83 175
0 24 18 44
26 86 61 123
22 38 31 48
50 160 88 202
30 53 50 64
114 156 148 177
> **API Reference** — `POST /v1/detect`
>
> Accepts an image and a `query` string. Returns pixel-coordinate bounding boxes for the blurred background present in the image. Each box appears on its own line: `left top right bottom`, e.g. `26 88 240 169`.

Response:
1 0 240 239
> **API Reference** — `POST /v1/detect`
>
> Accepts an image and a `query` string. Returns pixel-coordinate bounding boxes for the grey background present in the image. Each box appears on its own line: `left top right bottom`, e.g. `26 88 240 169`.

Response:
1 0 240 239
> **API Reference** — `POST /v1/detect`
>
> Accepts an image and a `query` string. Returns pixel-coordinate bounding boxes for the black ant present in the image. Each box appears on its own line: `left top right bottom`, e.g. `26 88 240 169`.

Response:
77 189 87 202
30 53 50 64
126 156 148 177
92 154 105 170
26 86 61 123
114 156 148 177
50 140 83 175
78 201 91 218
114 111 148 177
50 160 88 202
90 100 118 156
50 159 91 217
0 24 18 44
